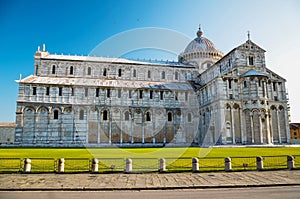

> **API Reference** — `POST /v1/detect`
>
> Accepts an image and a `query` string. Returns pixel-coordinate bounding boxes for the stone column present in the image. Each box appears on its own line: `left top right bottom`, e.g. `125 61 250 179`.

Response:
98 110 101 144
250 112 254 144
269 111 274 143
125 158 132 173
240 109 246 144
259 113 263 144
284 106 291 143
23 158 31 173
142 110 145 144
57 158 65 173
72 109 75 143
109 108 112 144
256 156 264 171
231 108 236 144
131 111 134 144
173 109 176 143
33 110 37 144
152 118 155 144
120 111 123 144
256 79 259 97
192 158 199 172
163 121 166 144
265 112 271 144
60 111 64 144
224 157 232 172
276 109 282 143
159 158 166 172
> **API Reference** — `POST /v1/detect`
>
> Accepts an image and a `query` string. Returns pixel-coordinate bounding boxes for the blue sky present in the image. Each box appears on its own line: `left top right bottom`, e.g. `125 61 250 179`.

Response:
1 0 300 122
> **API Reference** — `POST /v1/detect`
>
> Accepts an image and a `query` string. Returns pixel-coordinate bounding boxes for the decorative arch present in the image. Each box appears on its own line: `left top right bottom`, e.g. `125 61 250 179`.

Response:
36 106 49 113
22 106 36 113
233 103 240 109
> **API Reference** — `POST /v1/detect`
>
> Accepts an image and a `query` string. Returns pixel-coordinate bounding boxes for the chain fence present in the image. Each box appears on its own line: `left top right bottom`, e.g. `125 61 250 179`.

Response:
0 155 299 173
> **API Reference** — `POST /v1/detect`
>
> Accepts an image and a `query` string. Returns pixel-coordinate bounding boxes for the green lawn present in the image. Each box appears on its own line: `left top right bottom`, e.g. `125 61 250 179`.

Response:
0 147 299 173
0 146 299 159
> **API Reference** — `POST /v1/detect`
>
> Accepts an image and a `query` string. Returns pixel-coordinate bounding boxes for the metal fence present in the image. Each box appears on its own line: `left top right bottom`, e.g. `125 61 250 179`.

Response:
0 155 299 173
96 158 125 172
30 158 56 173
0 158 21 173
64 158 90 173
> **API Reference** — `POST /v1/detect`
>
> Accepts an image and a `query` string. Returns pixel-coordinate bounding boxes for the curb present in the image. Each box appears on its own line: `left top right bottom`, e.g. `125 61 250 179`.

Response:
1 183 300 192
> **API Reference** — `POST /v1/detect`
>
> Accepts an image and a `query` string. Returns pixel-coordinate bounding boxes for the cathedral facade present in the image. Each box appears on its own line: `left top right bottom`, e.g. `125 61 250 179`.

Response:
14 27 290 146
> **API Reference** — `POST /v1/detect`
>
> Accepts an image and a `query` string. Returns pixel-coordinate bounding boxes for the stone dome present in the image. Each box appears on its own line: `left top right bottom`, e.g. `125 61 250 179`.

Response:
178 27 223 66
184 36 220 55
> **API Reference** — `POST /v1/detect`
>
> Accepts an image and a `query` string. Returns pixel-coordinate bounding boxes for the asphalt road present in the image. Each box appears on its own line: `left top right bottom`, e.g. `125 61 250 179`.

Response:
1 186 300 199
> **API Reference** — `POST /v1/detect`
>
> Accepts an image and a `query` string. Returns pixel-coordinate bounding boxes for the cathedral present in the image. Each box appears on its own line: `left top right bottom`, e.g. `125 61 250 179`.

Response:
14 27 290 147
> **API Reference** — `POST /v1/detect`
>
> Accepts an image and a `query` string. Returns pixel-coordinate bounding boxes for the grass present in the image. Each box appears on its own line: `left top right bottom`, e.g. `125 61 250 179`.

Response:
0 147 299 159
0 146 299 173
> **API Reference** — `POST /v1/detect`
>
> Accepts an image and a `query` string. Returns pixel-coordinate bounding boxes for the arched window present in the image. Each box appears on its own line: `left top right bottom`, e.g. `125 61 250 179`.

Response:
54 110 59 120
35 66 38 75
146 112 151 121
118 69 122 77
124 111 130 121
244 81 247 88
228 79 232 89
52 65 56 74
148 70 151 78
187 113 192 122
175 71 178 80
79 110 84 120
103 110 108 121
70 66 74 75
161 71 165 79
139 90 143 99
248 56 254 65
167 112 172 122
87 67 91 75
103 68 107 76
133 69 136 77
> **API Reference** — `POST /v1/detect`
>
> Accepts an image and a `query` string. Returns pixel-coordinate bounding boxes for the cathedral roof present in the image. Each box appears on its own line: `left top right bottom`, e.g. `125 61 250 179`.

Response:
17 75 194 91
39 54 192 68
241 69 269 78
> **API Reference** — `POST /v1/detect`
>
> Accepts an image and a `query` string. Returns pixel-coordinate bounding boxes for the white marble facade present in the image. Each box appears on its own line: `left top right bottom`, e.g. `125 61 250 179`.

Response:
14 28 290 146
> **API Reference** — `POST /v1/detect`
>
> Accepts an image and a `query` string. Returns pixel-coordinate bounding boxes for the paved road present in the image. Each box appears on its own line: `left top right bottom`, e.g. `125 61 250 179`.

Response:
1 170 300 191
1 186 300 199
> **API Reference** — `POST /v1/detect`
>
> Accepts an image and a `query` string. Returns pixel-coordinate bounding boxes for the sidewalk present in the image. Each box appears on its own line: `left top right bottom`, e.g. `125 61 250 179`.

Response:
0 170 300 191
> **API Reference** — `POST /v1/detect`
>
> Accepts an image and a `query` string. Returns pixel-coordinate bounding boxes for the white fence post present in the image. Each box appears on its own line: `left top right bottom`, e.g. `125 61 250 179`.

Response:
125 158 132 173
256 156 264 171
23 158 31 173
287 155 295 170
224 157 232 171
192 157 199 172
57 158 65 173
159 158 166 172
92 158 99 173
